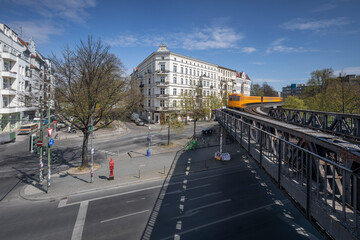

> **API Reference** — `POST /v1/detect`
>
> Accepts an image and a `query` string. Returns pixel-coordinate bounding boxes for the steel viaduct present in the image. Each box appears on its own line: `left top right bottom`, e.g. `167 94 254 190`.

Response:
216 106 360 240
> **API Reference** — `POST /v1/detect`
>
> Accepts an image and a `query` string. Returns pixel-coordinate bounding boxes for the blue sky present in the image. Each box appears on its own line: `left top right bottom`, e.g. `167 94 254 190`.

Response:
1 0 359 91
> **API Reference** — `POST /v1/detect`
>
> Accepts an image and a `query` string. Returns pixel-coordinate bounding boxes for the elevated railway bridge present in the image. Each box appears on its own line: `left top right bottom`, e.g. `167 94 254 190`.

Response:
216 106 360 240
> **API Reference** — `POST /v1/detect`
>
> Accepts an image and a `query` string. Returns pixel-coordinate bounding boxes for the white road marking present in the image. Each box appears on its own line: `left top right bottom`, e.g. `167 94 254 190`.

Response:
188 192 222 202
58 199 68 208
71 201 89 240
100 209 149 223
162 199 289 240
181 199 232 217
62 185 162 207
164 184 211 195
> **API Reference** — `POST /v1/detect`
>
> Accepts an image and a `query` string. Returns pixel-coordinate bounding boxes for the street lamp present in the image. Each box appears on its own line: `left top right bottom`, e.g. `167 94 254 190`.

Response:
147 114 151 157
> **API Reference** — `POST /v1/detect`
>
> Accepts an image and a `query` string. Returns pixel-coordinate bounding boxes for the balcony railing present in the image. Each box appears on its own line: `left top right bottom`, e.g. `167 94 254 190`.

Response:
156 94 169 98
156 107 168 111
155 81 170 86
1 71 17 79
155 70 170 74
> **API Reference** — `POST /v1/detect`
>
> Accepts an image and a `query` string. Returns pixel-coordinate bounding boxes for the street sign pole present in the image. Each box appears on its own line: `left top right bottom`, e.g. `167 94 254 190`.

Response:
39 99 44 183
47 100 51 193
90 117 94 183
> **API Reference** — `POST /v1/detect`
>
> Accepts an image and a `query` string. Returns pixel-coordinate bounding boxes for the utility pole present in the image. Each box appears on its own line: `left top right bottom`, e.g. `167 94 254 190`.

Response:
47 100 51 193
39 99 44 183
90 117 94 183
147 114 151 157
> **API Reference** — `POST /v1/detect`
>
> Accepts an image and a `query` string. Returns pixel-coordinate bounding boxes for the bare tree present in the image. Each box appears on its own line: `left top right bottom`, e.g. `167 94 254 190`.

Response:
52 36 132 168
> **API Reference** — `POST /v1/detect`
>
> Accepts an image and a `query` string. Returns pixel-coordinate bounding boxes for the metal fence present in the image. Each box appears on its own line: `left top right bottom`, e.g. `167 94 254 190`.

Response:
217 109 359 238
268 108 360 140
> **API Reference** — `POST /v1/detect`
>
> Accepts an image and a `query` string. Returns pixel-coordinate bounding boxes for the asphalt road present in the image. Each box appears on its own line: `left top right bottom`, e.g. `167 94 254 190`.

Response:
0 156 324 240
0 121 216 201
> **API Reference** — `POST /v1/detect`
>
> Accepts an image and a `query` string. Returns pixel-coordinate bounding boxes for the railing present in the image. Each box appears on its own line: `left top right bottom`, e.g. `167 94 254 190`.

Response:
155 81 169 86
216 109 360 239
268 108 360 140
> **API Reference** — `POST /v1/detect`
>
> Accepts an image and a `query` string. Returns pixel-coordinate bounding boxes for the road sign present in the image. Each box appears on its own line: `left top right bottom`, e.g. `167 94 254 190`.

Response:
91 148 94 154
36 140 43 147
49 138 54 147
48 128 53 137
53 120 57 124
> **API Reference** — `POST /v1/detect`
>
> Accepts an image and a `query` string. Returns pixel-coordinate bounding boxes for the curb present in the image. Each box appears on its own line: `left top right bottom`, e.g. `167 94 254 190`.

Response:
19 176 166 202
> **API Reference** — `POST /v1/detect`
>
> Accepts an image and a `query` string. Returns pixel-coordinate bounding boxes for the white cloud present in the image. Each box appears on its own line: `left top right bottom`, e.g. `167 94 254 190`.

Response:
312 2 338 12
12 0 96 24
334 66 360 76
181 27 243 50
241 47 256 54
266 38 317 54
107 35 138 47
107 26 244 50
9 21 64 43
280 17 350 32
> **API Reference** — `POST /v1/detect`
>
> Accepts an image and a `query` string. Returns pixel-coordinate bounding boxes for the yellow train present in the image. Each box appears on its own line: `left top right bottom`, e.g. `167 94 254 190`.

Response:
228 93 283 109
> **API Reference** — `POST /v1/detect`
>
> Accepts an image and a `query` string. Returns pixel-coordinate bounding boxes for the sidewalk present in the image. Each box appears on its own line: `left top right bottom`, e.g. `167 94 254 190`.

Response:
21 124 247 201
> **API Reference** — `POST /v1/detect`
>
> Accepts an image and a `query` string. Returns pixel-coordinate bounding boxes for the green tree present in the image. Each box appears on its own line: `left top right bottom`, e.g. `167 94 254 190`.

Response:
179 85 207 138
283 96 307 109
250 83 264 96
262 82 277 96
52 37 135 168
160 112 184 145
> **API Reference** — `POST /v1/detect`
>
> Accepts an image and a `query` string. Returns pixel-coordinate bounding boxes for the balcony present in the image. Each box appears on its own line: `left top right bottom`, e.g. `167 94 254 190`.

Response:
1 52 17 62
0 88 16 95
2 71 17 79
155 70 169 75
156 94 169 99
155 107 168 111
155 81 169 87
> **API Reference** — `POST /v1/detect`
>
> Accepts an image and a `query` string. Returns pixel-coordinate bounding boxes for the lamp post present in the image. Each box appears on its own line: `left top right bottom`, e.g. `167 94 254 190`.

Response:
47 100 51 193
39 99 44 183
147 114 151 157
90 117 94 183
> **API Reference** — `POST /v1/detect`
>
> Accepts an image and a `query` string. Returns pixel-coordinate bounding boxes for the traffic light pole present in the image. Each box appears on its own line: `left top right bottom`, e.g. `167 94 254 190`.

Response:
47 100 51 193
39 99 44 183
90 117 94 183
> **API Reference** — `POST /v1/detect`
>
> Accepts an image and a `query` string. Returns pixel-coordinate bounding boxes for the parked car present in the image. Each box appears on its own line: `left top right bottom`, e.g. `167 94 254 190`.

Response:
135 119 145 126
56 122 66 130
18 123 38 135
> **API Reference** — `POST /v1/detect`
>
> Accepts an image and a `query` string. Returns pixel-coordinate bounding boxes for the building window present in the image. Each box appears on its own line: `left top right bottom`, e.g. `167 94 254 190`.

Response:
173 77 177 84
185 68 188 74
181 67 183 73
162 56 164 60
173 88 177 95
190 80 192 85
174 58 176 61
160 88 165 94
181 78 183 84
173 100 177 107
181 89 184 95
173 65 177 72
160 100 165 107
185 79 188 85
148 78 151 84
148 89 151 95
148 100 151 107
197 70 199 76
190 69 192 75
161 64 165 71
160 76 165 83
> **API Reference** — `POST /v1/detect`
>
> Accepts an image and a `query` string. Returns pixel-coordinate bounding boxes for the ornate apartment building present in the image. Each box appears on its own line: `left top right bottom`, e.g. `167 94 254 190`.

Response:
0 23 54 132
132 45 251 123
